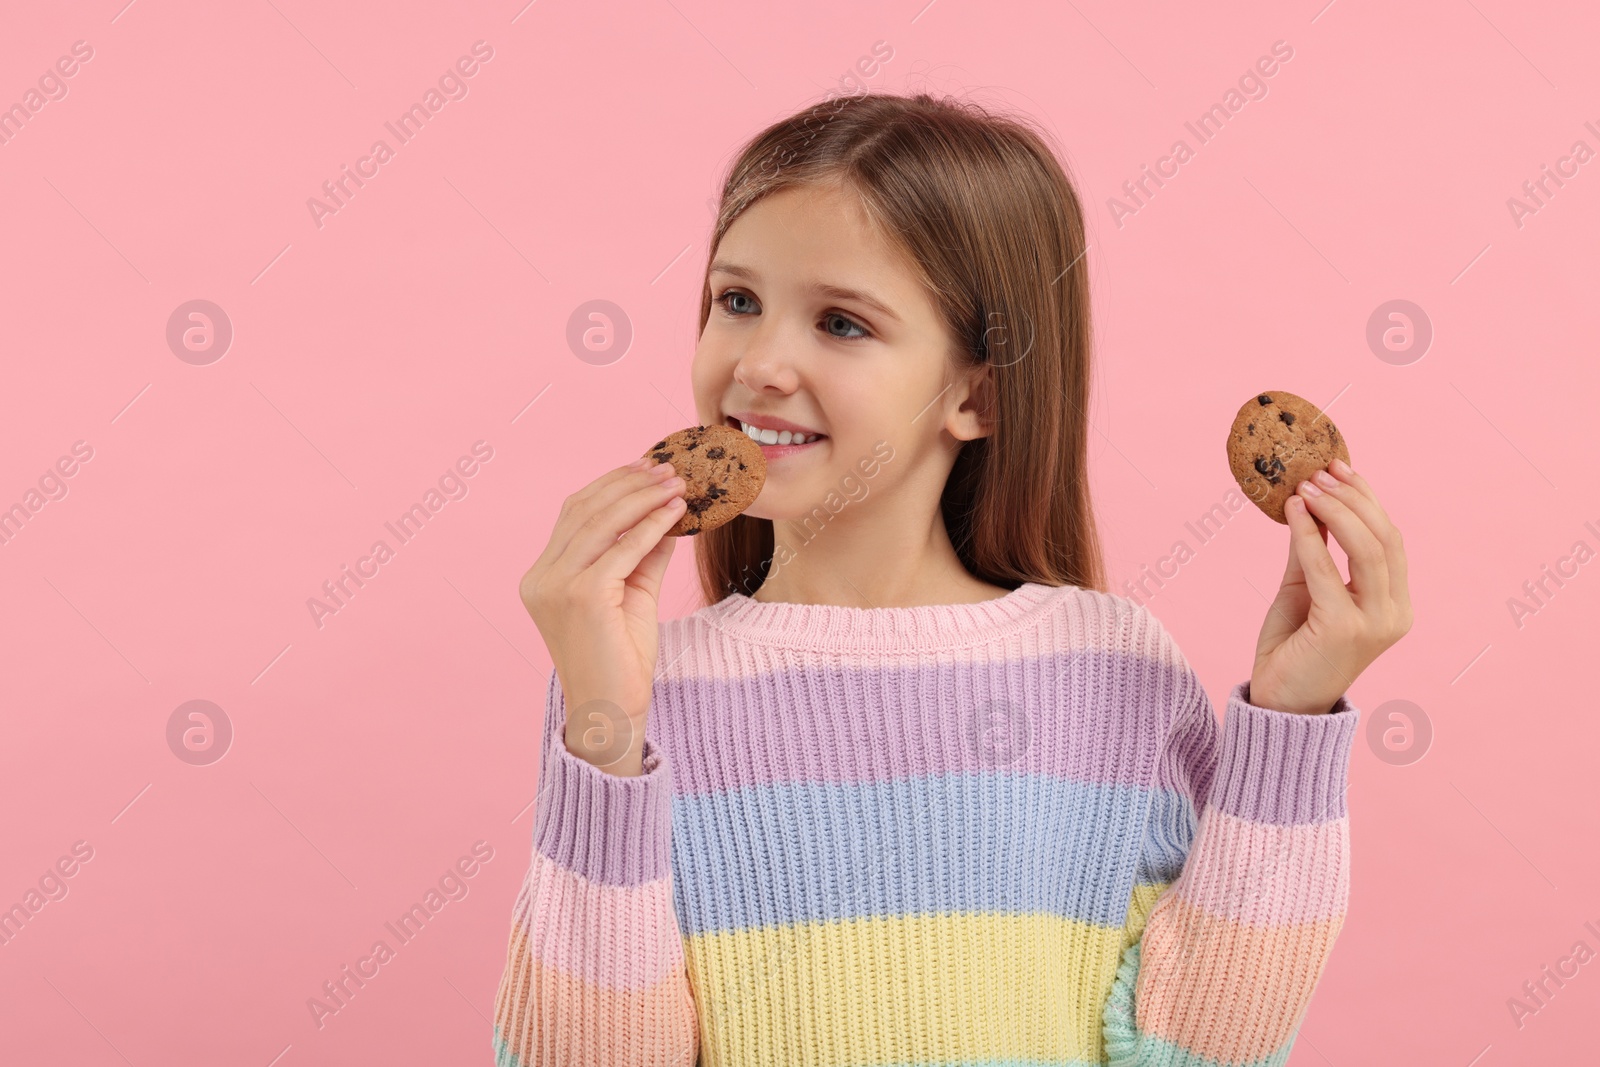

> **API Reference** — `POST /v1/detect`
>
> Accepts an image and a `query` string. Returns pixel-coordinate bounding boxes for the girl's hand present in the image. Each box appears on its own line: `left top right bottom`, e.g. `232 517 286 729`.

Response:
518 457 688 773
1248 457 1413 715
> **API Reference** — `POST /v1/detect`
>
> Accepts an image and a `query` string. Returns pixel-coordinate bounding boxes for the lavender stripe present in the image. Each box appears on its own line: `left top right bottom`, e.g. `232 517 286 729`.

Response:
647 648 1193 796
532 735 675 886
1206 681 1359 824
531 672 676 887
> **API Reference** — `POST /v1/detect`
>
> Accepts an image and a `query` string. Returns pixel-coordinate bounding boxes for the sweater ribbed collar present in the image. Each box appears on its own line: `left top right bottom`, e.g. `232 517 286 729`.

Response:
701 581 1069 654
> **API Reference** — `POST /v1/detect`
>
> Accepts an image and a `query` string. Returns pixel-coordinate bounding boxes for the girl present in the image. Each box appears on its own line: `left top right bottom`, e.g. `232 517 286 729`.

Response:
493 91 1411 1066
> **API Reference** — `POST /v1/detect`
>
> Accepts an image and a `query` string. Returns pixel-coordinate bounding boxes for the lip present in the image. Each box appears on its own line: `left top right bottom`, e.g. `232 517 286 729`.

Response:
724 410 826 439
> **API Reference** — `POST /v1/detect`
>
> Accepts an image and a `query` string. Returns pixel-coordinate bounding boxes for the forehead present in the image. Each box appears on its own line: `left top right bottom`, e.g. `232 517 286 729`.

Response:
714 184 930 312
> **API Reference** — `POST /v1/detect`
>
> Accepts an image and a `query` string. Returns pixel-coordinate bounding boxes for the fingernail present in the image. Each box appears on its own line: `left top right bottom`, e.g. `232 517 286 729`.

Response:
1298 479 1322 497
1331 457 1353 477
628 457 651 469
1313 469 1339 489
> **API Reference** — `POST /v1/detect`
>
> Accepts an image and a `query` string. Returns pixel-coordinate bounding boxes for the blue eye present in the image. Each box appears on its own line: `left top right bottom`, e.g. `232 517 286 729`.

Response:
711 289 872 340
713 290 758 317
824 312 869 340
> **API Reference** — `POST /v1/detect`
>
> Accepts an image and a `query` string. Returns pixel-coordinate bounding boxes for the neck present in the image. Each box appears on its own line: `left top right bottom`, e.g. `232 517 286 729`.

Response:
754 493 993 610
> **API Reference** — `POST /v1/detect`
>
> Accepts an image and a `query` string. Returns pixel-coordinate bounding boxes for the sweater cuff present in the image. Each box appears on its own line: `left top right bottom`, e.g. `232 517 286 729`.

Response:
1208 679 1359 826
532 733 675 888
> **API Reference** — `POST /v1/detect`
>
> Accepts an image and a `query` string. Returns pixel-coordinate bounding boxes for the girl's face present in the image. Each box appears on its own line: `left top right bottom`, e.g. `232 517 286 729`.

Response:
692 182 988 525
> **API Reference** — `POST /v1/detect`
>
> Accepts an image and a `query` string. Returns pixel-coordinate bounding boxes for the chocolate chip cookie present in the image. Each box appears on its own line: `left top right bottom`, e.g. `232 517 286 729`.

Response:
1226 391 1352 524
643 424 767 536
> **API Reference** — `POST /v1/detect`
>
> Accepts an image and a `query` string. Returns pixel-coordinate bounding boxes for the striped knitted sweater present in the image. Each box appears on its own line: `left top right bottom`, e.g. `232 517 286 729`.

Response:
492 581 1359 1066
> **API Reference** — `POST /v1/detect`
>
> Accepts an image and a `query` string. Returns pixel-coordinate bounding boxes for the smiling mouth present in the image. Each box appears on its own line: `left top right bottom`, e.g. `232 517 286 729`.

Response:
725 416 828 446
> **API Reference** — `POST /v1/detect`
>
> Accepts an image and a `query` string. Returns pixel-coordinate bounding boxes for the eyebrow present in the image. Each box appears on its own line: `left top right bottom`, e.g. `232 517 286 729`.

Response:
709 262 903 326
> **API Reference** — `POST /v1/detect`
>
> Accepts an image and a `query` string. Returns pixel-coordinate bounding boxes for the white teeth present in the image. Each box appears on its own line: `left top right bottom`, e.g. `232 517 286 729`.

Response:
738 420 819 445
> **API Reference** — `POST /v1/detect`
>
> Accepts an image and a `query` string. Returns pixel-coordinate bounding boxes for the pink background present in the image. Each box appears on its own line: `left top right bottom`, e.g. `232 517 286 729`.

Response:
2 1 1596 1063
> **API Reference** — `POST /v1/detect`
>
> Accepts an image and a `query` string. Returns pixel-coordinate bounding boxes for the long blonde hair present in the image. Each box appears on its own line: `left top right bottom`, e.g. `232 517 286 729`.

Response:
693 90 1105 606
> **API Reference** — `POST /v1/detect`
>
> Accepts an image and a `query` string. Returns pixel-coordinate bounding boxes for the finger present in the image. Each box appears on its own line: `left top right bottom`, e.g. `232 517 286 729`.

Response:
594 492 688 585
1284 493 1355 612
548 462 676 560
575 456 657 506
1296 480 1389 613
1328 458 1388 523
1331 460 1411 620
1323 461 1397 546
568 458 667 518
563 474 687 573
626 513 679 603
1311 470 1396 592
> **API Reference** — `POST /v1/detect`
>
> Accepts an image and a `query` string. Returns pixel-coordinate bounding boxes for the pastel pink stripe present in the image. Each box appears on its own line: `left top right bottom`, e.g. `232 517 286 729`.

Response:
1136 895 1342 1062
656 585 1157 679
515 849 687 991
495 921 699 1066
1171 808 1350 925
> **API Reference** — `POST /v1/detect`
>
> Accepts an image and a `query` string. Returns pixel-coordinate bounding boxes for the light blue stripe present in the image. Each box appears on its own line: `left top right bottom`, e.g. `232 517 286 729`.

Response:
1135 786 1196 886
669 771 1196 936
492 1033 521 1067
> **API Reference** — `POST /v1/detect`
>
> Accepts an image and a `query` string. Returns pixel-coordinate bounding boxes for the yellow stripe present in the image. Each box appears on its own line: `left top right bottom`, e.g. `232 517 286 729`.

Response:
1122 880 1168 948
681 898 1169 1067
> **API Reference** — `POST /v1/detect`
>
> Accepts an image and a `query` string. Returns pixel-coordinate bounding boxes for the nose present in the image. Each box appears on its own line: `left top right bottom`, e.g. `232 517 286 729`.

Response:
731 335 801 397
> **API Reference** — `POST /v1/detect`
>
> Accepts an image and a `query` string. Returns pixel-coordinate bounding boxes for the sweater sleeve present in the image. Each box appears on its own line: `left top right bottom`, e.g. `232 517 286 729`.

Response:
492 670 699 1067
1102 648 1359 1066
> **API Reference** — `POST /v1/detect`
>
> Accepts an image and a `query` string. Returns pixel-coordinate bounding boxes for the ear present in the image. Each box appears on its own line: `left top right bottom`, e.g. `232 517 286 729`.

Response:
947 359 996 443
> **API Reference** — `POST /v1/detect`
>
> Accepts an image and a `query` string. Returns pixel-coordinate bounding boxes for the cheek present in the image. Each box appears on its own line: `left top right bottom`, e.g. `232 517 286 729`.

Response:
828 391 919 462
689 349 720 417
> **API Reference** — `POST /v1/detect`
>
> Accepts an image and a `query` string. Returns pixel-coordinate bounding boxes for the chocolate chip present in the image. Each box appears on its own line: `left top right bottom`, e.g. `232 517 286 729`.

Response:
1254 454 1286 484
682 527 700 535
1257 394 1273 405
1247 422 1255 435
685 442 698 450
1278 411 1296 426
651 450 673 463
706 447 725 459
650 440 666 450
